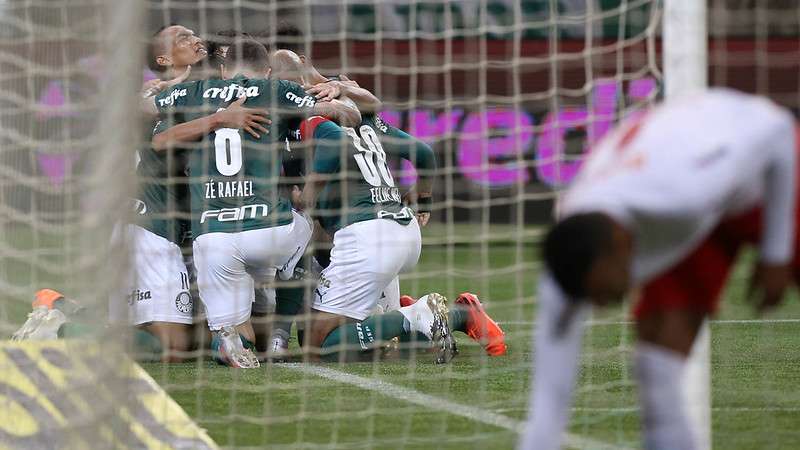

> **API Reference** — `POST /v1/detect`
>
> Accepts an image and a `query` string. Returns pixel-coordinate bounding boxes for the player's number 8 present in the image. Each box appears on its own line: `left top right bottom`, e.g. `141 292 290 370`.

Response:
344 125 395 187
213 127 243 176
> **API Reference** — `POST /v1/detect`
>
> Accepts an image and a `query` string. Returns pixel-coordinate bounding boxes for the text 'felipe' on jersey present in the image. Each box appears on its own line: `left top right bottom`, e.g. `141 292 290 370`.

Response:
303 113 436 234
154 75 316 236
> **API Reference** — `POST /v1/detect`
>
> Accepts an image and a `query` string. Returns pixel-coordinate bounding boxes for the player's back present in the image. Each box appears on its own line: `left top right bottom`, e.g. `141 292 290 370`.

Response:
562 88 796 280
135 120 190 244
157 76 313 236
314 117 413 234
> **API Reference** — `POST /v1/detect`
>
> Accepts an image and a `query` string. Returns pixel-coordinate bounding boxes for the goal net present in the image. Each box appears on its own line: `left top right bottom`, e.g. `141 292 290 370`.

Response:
1 0 798 449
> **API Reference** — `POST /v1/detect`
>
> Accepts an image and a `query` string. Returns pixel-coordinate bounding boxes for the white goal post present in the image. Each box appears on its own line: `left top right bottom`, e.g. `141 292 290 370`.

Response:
664 1 711 449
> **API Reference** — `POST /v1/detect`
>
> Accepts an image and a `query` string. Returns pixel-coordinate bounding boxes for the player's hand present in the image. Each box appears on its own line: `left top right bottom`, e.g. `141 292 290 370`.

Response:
748 261 792 313
338 74 360 88
215 96 271 139
140 66 192 98
305 81 343 102
290 185 304 210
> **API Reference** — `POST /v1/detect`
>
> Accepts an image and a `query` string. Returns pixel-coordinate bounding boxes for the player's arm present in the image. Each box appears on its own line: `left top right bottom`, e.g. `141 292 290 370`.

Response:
294 117 343 211
753 115 797 311
313 99 361 127
151 97 271 151
280 80 361 129
384 126 437 225
518 273 588 450
306 76 382 113
140 67 193 116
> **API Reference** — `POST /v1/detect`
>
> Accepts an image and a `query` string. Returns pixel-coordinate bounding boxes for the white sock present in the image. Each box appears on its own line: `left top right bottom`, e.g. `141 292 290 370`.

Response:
398 295 434 338
635 342 697 450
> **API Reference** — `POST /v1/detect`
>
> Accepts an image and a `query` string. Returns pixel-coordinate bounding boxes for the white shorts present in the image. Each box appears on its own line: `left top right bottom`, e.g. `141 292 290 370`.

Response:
109 225 193 326
193 210 312 330
375 276 401 314
313 217 421 320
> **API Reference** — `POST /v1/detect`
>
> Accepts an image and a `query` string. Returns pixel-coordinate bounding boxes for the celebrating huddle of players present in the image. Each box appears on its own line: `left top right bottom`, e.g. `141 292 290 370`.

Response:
119 23 507 367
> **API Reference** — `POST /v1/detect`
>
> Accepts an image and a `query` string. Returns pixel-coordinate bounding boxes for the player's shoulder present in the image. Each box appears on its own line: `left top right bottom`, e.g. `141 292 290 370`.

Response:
363 113 391 134
275 78 303 91
154 80 201 107
314 117 344 138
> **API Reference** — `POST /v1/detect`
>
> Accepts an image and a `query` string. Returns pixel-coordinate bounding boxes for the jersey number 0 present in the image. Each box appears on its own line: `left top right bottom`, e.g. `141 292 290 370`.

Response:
213 106 244 176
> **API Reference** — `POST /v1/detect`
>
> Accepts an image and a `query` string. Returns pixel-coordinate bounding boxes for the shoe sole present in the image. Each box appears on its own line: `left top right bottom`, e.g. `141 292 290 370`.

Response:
426 293 457 364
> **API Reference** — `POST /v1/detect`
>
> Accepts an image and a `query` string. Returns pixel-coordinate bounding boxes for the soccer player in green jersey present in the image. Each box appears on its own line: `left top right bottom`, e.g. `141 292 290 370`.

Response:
107 24 210 362
107 25 266 362
150 38 359 367
274 44 508 361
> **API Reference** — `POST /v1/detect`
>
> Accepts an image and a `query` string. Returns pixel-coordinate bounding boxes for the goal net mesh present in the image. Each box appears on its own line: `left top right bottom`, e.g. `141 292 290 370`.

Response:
1 0 798 449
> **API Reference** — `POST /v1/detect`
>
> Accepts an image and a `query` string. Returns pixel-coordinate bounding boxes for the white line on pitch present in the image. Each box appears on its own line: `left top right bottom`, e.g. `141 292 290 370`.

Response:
499 318 800 326
491 406 800 414
283 363 632 450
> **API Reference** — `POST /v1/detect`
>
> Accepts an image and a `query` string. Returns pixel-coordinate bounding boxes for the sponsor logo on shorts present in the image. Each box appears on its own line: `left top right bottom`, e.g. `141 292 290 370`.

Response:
175 291 193 314
128 289 152 305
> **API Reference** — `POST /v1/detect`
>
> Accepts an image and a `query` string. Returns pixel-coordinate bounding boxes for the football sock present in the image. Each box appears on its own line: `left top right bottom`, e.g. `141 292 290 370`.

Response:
133 329 165 361
636 342 697 450
274 284 305 337
448 305 469 334
58 323 164 362
320 311 407 362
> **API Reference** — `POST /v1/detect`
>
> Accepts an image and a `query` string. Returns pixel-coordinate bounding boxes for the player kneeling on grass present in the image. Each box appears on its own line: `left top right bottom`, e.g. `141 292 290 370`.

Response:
295 114 507 362
148 38 362 368
518 89 798 450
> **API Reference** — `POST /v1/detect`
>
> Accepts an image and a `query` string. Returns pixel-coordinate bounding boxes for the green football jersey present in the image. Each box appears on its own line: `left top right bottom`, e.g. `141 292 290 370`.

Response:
155 75 315 236
312 114 435 234
133 119 190 244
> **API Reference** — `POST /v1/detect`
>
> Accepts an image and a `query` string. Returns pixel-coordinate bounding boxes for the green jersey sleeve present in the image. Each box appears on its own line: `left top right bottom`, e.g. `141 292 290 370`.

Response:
278 80 316 116
153 80 199 116
312 120 345 174
379 120 436 171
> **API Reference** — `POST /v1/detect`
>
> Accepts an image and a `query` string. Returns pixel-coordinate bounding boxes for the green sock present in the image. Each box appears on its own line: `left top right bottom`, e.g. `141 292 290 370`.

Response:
321 311 407 362
132 329 163 362
57 322 98 338
275 284 305 336
448 305 469 334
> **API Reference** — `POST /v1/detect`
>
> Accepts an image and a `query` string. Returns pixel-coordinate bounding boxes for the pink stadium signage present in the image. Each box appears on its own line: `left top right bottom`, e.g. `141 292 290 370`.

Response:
378 77 658 188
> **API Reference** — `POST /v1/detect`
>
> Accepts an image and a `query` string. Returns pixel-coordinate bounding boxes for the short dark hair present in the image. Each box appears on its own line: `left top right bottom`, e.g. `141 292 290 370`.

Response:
543 212 615 299
206 30 249 68
146 24 175 73
224 37 269 71
275 21 304 54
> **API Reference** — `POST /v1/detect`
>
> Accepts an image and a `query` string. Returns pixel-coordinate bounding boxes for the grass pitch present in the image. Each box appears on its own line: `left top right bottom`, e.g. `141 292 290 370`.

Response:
4 226 800 449
143 244 800 450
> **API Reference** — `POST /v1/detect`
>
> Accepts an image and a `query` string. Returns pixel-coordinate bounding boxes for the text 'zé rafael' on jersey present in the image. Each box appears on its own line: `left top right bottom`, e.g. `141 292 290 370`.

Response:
301 115 436 234
154 75 316 236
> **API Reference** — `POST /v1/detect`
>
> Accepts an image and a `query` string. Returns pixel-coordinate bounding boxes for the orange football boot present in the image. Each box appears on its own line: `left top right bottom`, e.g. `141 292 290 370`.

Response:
32 289 65 309
399 295 416 307
454 292 507 356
